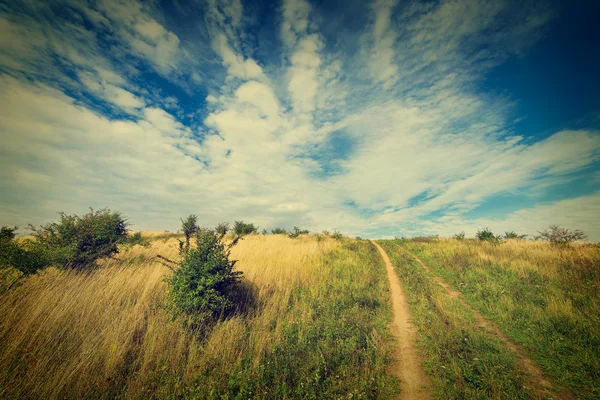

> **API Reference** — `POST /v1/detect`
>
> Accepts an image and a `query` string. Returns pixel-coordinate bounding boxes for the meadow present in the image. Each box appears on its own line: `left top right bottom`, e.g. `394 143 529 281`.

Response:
1 230 598 399
381 238 599 400
0 234 398 399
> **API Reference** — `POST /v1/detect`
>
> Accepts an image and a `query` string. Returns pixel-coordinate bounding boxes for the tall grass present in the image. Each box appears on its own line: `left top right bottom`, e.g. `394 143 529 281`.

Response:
399 238 600 400
0 235 397 399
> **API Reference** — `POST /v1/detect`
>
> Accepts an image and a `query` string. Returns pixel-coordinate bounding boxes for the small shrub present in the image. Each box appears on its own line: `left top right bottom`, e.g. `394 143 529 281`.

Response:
0 226 17 241
180 215 199 253
322 230 330 236
503 231 527 240
288 226 309 239
331 230 344 240
271 227 288 235
164 228 244 329
261 229 267 235
536 225 586 247
123 232 150 247
215 222 230 238
233 221 258 235
475 228 501 244
29 208 129 269
453 232 466 240
315 234 324 242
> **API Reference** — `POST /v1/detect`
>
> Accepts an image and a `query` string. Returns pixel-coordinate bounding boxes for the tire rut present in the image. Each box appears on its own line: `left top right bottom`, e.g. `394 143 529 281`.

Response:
402 248 575 400
371 241 432 400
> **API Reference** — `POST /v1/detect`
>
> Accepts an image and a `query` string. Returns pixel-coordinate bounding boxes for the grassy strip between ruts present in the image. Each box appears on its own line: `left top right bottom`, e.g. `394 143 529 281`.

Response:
399 238 600 400
379 240 532 399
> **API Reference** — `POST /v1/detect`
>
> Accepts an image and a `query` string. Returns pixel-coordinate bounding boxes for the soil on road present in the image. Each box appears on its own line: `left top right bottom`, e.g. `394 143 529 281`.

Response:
371 241 432 400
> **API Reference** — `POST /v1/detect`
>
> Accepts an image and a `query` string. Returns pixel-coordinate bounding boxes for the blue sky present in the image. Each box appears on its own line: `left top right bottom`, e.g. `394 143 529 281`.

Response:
0 0 598 239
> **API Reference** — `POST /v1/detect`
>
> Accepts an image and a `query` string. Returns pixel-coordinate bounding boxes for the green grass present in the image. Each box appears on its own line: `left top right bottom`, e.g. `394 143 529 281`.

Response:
398 238 600 399
379 240 531 399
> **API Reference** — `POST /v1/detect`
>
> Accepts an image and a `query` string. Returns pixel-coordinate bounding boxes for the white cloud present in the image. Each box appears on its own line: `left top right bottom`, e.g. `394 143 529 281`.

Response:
368 0 400 88
287 34 323 117
78 71 145 110
234 81 280 119
212 33 264 80
96 0 182 75
281 0 312 46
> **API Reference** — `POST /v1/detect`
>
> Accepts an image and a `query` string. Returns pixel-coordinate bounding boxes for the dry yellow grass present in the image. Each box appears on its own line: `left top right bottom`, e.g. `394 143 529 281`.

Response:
0 234 340 398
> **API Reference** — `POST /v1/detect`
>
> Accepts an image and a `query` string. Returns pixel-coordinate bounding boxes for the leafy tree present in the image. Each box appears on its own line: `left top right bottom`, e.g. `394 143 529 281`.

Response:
476 228 500 244
261 229 268 235
536 225 586 247
288 226 309 238
164 227 244 329
233 221 258 235
30 208 129 269
271 227 287 235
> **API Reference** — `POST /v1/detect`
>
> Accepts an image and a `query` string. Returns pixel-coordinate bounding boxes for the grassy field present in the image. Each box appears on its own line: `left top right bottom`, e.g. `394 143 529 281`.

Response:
0 234 398 399
2 232 597 399
384 238 599 400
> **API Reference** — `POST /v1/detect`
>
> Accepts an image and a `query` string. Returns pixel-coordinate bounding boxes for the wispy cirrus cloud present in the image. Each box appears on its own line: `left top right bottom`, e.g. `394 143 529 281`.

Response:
0 0 598 239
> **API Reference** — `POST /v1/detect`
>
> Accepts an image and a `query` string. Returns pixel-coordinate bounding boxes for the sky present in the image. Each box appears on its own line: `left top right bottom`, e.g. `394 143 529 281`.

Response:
0 0 599 239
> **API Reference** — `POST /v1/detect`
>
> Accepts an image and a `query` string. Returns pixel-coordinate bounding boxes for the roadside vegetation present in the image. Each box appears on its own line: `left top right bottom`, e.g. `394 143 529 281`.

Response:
394 236 599 399
0 213 397 398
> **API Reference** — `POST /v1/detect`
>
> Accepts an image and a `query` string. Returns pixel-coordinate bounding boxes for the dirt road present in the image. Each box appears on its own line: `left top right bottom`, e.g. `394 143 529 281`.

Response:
371 241 432 400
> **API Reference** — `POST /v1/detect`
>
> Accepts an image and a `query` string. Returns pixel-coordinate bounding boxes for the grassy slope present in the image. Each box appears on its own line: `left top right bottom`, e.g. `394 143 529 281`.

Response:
0 235 398 399
379 240 532 400
398 238 600 400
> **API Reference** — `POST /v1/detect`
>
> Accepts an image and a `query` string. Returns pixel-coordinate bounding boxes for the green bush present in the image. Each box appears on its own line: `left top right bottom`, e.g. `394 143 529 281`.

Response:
475 228 500 244
271 227 287 235
288 226 309 238
233 221 258 235
29 208 129 269
165 229 243 329
1 226 56 292
123 232 150 247
215 222 229 238
503 231 527 240
453 231 465 240
536 225 586 247
331 230 344 240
